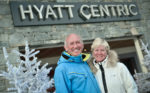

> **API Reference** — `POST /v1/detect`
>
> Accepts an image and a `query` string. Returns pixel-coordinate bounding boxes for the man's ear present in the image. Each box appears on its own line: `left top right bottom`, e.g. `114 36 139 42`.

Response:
82 44 84 50
64 45 67 51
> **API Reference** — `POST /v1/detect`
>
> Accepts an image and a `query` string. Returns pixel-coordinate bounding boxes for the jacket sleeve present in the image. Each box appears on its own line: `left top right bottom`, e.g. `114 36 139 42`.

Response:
120 63 138 93
54 66 71 93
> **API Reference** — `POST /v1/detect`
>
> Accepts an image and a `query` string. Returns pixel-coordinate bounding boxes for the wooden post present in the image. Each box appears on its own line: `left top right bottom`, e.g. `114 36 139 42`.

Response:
130 27 148 72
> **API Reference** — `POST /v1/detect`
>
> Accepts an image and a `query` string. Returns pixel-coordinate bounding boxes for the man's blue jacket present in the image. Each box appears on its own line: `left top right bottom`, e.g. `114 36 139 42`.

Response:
54 51 101 93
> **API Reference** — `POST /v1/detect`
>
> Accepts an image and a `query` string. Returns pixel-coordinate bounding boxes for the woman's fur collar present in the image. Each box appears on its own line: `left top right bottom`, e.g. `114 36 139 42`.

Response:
87 50 119 74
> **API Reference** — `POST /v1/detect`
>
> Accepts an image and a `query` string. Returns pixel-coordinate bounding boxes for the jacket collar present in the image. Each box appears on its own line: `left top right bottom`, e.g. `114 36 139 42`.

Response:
93 56 108 68
62 51 91 63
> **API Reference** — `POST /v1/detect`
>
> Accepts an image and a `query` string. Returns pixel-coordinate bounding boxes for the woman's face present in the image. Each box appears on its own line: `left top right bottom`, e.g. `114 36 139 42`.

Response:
92 45 107 62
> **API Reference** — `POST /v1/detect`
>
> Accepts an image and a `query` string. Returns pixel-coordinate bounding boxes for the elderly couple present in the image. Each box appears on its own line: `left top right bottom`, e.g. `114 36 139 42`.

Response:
54 33 138 93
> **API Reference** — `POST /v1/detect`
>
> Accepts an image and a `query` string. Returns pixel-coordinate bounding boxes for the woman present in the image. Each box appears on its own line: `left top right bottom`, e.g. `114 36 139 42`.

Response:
87 38 138 93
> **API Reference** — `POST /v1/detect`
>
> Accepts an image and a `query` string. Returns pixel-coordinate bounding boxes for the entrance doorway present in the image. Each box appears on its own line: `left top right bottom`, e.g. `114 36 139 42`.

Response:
119 52 141 78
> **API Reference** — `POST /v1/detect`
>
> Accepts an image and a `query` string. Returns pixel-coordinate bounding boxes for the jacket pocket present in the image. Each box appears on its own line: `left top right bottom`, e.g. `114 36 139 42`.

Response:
68 72 87 91
69 72 87 78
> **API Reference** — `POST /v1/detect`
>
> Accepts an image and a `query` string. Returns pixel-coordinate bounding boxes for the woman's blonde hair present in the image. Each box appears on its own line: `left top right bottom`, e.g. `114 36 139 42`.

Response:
91 38 110 52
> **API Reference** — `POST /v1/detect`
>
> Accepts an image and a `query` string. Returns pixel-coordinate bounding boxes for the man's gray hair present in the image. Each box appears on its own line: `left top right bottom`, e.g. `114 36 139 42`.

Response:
64 33 83 47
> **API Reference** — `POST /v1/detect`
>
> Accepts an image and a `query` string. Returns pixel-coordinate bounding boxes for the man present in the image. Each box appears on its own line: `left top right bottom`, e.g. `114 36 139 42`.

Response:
54 33 101 93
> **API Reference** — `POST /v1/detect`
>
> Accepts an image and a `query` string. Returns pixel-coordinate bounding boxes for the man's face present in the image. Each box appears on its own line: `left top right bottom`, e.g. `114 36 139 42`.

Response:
65 34 84 56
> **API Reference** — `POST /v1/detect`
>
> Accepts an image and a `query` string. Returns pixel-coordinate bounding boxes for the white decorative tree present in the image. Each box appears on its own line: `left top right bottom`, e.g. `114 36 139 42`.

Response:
0 41 54 93
134 40 150 93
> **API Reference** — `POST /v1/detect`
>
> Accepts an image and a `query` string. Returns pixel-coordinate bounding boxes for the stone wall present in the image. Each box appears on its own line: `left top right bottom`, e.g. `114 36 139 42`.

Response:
0 0 150 92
